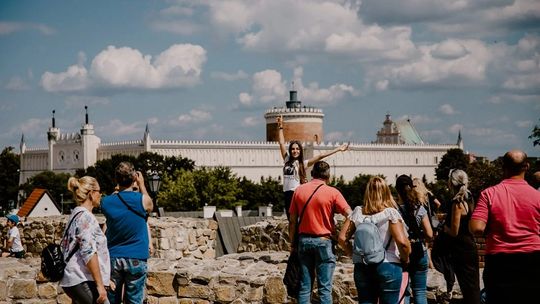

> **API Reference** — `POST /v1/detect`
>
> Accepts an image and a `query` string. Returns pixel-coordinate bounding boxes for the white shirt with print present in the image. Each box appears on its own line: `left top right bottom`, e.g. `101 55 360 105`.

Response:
8 226 24 252
349 206 406 264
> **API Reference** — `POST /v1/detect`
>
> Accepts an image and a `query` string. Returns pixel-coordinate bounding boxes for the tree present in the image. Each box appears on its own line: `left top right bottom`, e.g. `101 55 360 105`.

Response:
193 167 242 209
529 119 540 146
467 159 502 201
331 173 376 209
20 171 72 209
157 170 200 211
435 148 469 181
0 147 20 215
76 154 137 194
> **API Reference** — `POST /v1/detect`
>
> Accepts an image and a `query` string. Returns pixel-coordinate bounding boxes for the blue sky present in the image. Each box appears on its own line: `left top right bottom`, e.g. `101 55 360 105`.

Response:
1 0 539 159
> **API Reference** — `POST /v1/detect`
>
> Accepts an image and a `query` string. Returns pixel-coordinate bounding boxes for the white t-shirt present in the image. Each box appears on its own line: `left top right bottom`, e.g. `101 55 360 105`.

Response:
8 226 24 252
349 206 406 264
283 154 309 192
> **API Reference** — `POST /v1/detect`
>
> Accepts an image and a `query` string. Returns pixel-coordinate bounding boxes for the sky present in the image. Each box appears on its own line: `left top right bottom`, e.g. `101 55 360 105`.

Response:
0 0 539 160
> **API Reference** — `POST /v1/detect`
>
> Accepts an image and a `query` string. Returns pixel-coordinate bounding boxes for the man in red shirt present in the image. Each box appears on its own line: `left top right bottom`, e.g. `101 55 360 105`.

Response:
289 161 352 304
470 150 540 304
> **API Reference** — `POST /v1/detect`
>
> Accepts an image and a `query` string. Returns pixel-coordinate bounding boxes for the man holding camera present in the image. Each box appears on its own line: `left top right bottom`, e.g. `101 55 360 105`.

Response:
102 162 153 304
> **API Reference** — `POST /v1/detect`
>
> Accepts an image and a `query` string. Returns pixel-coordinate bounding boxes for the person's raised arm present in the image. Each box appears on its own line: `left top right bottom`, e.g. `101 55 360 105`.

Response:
277 116 287 160
134 171 154 213
307 143 349 167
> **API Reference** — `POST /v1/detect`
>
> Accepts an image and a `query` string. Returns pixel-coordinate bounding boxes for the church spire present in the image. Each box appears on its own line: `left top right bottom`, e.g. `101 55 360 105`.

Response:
85 105 89 124
457 130 464 149
52 110 56 128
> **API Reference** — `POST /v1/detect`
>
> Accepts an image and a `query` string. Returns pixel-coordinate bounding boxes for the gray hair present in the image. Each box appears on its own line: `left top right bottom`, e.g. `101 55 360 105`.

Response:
449 169 471 206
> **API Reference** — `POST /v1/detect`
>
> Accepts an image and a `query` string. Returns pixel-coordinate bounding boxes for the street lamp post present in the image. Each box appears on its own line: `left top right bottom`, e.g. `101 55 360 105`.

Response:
148 173 162 217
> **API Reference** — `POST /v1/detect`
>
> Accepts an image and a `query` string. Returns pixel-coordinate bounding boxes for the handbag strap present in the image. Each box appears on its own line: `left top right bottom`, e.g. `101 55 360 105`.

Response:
293 183 324 246
62 210 85 262
297 183 324 227
117 192 148 222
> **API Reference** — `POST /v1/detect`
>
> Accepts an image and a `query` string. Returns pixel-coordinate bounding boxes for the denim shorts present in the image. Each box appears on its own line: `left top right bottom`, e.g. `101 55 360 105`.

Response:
108 257 147 304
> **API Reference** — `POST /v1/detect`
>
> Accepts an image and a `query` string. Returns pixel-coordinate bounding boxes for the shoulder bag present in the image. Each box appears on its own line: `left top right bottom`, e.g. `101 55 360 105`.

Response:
283 183 324 299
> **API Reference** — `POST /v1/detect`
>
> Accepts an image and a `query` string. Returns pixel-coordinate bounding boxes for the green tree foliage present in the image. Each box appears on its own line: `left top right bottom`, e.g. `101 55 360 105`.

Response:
467 159 503 201
237 176 284 211
0 147 20 214
529 119 540 146
76 154 137 194
331 174 378 209
193 167 241 209
435 148 469 181
21 171 72 209
76 152 194 195
157 170 200 211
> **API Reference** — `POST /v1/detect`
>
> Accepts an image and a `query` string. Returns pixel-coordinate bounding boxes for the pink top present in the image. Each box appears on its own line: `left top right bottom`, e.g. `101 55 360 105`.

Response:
290 179 351 236
472 179 540 254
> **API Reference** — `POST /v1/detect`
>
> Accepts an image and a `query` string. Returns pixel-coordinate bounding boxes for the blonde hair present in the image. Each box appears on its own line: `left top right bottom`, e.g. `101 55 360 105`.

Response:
363 176 398 215
448 169 472 208
67 176 99 205
410 178 431 206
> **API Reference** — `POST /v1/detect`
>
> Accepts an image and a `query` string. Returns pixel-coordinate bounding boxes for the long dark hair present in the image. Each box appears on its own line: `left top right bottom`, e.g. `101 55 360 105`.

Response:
285 140 307 183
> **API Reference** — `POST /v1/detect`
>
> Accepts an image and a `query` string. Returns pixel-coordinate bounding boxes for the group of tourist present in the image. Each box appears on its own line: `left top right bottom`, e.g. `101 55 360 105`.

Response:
280 118 539 304
59 161 153 304
2 116 538 304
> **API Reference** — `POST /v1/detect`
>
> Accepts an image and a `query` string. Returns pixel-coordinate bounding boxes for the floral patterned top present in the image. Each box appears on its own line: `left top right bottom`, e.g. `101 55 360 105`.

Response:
60 206 110 287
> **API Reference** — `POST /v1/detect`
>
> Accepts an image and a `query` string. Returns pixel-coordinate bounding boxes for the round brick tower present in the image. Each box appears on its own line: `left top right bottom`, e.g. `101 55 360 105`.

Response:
264 89 324 143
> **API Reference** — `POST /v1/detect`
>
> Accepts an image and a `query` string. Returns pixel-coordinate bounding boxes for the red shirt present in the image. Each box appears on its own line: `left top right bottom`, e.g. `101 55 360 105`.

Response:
472 179 540 254
290 179 351 236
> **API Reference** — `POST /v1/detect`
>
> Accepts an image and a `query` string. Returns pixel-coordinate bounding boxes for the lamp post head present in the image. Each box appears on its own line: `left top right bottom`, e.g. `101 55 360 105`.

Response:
148 173 161 194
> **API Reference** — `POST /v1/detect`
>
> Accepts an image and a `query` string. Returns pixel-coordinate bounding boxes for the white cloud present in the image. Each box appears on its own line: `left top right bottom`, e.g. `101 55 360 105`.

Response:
449 124 463 134
240 69 287 105
239 67 359 107
397 114 437 124
150 20 201 35
204 0 416 61
241 116 259 127
41 44 207 92
41 64 89 92
369 39 491 90
63 96 110 109
439 104 458 115
211 70 248 81
239 93 253 106
325 131 354 142
175 109 212 125
97 119 142 136
5 77 30 91
515 120 532 128
430 40 469 59
0 21 55 35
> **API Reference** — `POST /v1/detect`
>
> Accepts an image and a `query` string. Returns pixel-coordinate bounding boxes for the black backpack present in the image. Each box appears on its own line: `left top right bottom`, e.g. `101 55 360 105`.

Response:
41 211 84 282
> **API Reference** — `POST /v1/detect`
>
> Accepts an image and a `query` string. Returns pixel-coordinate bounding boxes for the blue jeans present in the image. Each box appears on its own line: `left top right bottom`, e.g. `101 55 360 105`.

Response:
108 257 147 304
298 236 336 304
404 250 428 304
354 262 403 304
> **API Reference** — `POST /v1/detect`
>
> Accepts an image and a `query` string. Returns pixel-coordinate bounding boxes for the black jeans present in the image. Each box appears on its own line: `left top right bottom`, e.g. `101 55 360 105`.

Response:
284 190 294 220
451 250 480 304
484 251 540 304
64 281 108 304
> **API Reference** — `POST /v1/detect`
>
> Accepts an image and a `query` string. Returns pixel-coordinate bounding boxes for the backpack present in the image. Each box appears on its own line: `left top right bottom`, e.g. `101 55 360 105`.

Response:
352 216 391 265
40 211 84 282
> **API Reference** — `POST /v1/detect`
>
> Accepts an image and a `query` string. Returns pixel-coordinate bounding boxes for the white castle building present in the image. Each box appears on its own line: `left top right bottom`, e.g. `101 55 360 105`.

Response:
19 98 463 186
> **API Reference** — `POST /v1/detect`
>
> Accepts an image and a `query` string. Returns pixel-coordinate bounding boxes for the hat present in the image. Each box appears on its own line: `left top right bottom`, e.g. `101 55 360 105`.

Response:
6 214 19 224
395 175 414 191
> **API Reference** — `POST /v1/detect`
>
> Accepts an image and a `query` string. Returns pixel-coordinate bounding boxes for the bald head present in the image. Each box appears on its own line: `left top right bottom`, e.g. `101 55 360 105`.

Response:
502 149 529 178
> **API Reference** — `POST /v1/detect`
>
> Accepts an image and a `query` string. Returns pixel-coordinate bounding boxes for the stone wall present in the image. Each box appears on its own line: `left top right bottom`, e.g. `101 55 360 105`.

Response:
1 216 218 261
0 216 475 303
